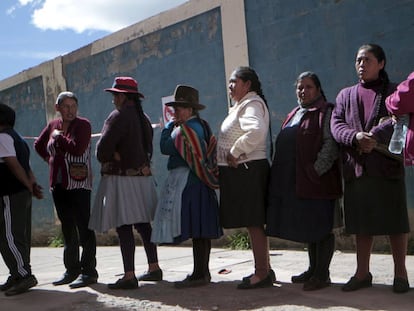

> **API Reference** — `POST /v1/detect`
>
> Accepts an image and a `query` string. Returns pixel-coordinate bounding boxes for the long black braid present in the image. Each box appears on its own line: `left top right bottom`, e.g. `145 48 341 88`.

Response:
126 93 153 161
233 66 274 158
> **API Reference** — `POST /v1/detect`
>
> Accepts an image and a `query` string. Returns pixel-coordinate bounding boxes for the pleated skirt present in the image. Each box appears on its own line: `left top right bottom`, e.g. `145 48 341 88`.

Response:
344 175 409 234
89 175 158 233
219 159 270 228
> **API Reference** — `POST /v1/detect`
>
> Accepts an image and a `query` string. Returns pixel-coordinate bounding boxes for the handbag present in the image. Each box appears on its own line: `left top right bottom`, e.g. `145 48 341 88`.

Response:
69 162 88 181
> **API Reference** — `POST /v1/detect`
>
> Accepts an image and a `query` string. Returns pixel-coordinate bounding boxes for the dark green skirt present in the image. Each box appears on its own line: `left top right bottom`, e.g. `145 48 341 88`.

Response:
344 175 409 234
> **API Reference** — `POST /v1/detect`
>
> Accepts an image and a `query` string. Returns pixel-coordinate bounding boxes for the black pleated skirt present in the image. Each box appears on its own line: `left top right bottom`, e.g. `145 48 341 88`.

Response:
219 159 270 228
344 175 409 235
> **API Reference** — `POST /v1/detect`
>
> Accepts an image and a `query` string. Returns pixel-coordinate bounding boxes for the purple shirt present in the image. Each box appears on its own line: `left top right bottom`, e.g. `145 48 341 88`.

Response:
386 71 414 165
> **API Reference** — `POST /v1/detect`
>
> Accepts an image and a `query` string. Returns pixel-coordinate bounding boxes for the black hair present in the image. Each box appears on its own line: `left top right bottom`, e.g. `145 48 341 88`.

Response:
232 66 274 157
125 93 153 160
295 71 327 101
357 44 390 123
0 102 16 128
357 43 389 84
233 66 269 107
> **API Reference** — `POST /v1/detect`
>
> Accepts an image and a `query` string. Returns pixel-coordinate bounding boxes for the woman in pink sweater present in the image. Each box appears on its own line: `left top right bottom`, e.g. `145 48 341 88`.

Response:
386 71 414 164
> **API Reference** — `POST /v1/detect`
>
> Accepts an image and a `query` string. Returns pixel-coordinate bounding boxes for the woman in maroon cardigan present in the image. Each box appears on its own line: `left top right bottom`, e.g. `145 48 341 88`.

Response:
331 44 410 293
266 71 342 291
89 77 161 289
34 91 98 288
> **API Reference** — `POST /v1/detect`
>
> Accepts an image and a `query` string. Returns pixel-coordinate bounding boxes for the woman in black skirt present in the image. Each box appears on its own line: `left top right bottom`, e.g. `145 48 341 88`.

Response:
266 71 342 291
331 44 410 293
218 66 274 289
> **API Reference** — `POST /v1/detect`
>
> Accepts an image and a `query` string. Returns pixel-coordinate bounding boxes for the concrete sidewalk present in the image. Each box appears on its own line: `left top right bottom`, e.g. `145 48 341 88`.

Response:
0 246 413 310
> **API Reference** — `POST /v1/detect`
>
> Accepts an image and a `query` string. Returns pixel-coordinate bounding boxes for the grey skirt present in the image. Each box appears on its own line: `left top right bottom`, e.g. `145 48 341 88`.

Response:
344 175 409 234
89 175 158 233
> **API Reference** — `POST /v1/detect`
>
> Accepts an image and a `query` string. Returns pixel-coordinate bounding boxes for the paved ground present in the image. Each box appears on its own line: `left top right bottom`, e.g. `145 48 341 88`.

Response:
0 246 413 311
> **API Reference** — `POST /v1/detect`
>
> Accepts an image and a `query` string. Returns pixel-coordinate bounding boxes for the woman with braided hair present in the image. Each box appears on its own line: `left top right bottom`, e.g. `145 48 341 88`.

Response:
218 66 275 289
89 77 161 290
331 44 410 293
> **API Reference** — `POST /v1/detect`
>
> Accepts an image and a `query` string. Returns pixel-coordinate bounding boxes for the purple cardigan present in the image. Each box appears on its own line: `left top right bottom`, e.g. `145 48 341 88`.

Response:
386 71 414 165
331 82 404 181
96 101 153 175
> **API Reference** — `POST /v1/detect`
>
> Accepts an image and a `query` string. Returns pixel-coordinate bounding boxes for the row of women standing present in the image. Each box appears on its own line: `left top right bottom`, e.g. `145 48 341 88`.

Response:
32 43 411 294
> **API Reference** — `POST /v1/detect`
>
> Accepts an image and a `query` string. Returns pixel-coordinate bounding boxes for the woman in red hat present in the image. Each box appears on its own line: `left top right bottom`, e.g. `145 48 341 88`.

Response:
89 77 162 289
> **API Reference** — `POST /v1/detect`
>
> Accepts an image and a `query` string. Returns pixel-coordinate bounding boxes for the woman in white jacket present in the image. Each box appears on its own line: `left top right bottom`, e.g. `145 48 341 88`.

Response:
218 66 274 289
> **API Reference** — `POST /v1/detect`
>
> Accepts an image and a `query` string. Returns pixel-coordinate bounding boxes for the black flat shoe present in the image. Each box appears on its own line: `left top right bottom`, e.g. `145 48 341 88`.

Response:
393 277 410 293
5 275 37 296
342 272 372 292
69 275 98 289
0 276 17 291
243 269 276 283
291 270 312 283
237 273 273 289
174 274 211 289
108 277 138 290
53 273 79 286
138 269 163 281
303 276 330 291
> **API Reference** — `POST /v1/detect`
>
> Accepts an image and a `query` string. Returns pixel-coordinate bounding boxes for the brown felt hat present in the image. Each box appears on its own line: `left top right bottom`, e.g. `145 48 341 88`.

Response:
165 85 205 110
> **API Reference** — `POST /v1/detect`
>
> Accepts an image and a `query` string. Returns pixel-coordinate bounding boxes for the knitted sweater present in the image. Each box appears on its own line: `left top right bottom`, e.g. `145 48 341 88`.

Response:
217 92 269 165
96 102 153 176
34 117 92 190
331 82 403 181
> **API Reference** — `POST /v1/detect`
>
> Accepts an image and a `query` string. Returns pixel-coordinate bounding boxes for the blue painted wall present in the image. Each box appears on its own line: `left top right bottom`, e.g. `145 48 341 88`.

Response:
245 0 414 124
1 0 414 235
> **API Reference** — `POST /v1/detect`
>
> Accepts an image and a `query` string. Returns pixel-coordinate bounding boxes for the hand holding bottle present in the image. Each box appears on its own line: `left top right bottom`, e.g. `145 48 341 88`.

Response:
388 114 409 154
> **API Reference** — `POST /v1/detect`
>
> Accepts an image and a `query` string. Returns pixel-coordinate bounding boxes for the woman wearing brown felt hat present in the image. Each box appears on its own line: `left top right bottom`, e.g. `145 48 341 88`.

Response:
152 85 222 288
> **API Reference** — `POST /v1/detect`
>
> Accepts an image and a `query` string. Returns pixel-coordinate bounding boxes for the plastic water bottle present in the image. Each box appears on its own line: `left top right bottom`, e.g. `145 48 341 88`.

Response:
388 114 409 154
